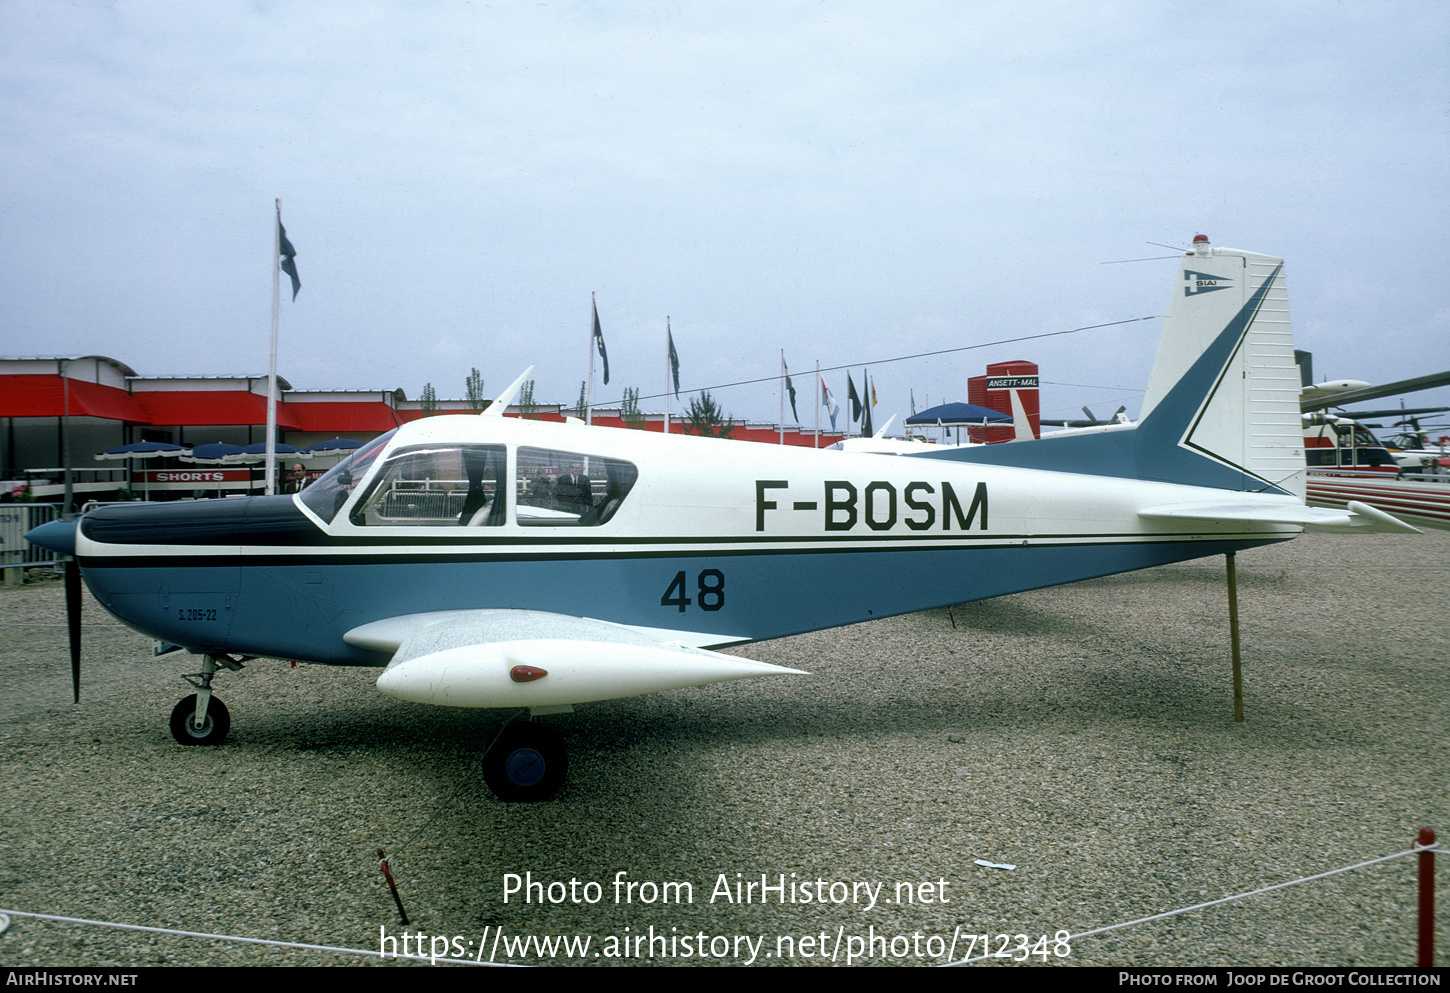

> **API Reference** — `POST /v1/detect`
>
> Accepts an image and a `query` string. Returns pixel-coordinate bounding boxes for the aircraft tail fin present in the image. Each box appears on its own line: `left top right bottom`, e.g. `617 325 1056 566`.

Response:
1008 389 1034 441
1133 237 1304 497
922 237 1305 498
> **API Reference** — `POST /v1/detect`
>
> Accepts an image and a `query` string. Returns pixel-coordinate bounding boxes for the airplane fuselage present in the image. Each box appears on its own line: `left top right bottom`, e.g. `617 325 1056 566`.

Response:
73 415 1298 666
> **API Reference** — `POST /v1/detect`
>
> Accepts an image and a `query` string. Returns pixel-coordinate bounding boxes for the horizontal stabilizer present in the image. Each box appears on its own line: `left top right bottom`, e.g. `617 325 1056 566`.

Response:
1139 499 1419 534
348 608 803 709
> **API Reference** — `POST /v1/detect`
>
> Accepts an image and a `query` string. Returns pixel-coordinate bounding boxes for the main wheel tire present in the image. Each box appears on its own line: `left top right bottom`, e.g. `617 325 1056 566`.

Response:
482 721 567 802
169 694 230 746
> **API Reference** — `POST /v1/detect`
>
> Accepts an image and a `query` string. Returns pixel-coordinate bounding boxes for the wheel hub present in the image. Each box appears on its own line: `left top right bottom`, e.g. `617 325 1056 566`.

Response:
505 747 546 786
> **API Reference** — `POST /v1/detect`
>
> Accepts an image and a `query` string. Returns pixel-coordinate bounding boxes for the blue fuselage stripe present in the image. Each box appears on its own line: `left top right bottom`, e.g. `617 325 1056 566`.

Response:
81 535 1288 665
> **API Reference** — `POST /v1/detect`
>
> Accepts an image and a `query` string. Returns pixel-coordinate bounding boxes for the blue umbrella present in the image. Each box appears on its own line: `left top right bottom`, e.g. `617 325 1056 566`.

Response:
225 442 303 464
303 438 363 453
903 402 1012 427
236 442 303 455
181 443 248 465
94 441 189 460
95 441 190 501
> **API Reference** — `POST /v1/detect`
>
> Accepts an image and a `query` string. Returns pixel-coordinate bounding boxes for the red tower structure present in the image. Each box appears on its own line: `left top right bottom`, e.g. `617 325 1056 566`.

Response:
966 360 1040 444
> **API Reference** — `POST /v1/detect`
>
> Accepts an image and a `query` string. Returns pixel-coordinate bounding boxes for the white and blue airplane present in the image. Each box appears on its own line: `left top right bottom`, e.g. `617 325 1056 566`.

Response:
27 236 1414 801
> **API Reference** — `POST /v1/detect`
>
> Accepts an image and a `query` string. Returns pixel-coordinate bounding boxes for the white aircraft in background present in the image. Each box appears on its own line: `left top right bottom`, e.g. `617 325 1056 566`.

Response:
27 235 1413 801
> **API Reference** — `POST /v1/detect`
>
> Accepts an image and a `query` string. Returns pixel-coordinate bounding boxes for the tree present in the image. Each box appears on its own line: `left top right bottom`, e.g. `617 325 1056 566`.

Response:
420 383 438 416
685 391 736 439
518 379 538 419
620 386 646 429
465 368 487 412
574 381 587 420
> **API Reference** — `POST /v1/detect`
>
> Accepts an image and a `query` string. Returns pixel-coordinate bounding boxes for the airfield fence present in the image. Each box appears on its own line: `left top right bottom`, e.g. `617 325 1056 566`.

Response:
0 503 58 582
0 833 1438 967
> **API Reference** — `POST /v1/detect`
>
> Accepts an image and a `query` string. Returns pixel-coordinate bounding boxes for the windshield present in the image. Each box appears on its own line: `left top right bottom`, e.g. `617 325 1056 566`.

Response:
297 430 396 523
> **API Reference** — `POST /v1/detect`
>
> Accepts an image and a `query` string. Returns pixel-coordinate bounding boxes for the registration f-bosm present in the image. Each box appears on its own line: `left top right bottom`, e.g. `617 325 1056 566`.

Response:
27 237 1413 800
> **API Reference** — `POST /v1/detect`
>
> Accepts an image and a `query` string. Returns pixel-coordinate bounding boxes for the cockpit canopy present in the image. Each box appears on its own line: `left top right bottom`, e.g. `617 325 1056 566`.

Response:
299 430 639 528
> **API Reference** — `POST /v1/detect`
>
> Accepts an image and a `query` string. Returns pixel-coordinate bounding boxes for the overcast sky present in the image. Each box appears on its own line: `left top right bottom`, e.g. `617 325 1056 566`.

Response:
2 1 1446 432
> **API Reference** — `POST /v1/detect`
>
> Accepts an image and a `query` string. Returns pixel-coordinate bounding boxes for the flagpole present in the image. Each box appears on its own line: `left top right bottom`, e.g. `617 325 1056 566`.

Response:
813 360 820 448
266 199 280 496
859 370 865 437
777 346 788 443
586 292 595 425
664 317 670 435
60 360 72 515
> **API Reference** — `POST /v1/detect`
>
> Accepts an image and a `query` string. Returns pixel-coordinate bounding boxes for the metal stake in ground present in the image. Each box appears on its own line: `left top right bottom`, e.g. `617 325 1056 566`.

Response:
378 849 409 925
1418 828 1436 968
1226 552 1243 722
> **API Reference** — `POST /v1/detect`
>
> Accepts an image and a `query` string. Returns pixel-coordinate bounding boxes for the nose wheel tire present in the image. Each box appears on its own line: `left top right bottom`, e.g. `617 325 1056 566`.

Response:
169 694 230 746
482 721 567 802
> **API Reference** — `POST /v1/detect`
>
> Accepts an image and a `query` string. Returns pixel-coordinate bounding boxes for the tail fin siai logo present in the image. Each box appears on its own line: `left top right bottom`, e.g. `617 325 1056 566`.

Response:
1183 269 1232 296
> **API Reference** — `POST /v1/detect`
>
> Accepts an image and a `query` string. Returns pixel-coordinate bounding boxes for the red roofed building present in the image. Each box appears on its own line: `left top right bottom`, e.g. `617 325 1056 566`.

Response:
286 390 405 446
1 357 141 498
2 356 845 503
127 375 300 443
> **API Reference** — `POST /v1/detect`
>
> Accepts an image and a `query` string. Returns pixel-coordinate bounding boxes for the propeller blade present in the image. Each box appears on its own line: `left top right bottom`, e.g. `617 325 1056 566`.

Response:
65 558 81 703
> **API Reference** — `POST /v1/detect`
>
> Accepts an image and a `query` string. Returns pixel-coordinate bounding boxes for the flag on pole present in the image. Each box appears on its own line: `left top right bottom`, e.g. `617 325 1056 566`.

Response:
910 389 917 416
846 374 861 423
592 298 610 385
278 217 300 300
861 372 874 437
782 355 799 423
821 377 839 430
667 323 681 397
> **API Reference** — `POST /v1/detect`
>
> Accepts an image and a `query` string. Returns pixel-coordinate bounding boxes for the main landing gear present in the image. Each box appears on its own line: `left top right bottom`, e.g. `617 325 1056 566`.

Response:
162 657 570 801
169 654 244 747
481 720 568 803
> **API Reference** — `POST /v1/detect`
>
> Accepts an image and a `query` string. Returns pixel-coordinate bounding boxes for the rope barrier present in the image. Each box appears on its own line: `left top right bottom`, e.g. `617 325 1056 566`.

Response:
3 838 1437 967
0 907 517 967
944 840 1441 966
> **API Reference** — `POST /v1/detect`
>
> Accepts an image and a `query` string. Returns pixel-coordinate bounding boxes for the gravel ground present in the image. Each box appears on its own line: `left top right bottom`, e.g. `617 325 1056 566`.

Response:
0 530 1445 968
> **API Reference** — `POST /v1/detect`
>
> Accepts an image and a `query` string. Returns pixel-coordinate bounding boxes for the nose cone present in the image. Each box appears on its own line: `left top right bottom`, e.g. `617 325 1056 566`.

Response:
25 518 78 556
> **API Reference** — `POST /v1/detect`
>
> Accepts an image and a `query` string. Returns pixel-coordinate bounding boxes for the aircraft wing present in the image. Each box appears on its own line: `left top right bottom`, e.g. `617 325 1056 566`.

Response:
1138 499 1419 534
345 609 804 709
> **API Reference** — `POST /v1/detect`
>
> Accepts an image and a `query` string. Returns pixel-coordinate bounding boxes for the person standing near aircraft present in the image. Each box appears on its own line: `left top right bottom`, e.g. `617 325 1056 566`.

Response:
286 463 307 493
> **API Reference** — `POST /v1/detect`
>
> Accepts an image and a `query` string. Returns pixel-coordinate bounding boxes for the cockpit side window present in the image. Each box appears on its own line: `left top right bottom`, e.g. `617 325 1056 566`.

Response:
517 447 637 526
349 444 508 526
298 430 396 524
